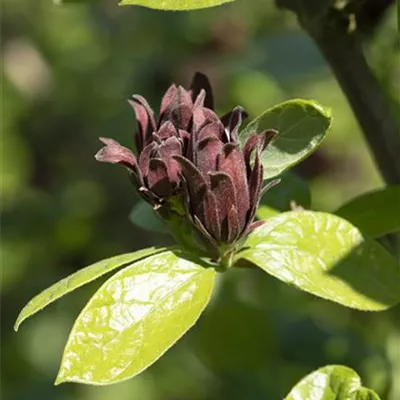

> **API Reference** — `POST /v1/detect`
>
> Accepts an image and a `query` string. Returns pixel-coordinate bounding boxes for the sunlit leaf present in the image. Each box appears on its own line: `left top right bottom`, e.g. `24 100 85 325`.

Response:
129 200 168 234
119 0 234 10
15 247 165 331
335 185 400 238
285 365 381 400
241 100 332 180
256 205 281 220
56 250 216 385
237 211 400 311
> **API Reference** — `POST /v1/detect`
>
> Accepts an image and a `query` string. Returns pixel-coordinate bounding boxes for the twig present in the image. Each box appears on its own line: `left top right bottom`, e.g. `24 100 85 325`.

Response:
276 0 400 184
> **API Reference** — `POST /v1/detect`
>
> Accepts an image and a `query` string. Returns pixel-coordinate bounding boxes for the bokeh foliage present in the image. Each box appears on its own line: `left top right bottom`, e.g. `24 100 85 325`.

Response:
1 0 399 399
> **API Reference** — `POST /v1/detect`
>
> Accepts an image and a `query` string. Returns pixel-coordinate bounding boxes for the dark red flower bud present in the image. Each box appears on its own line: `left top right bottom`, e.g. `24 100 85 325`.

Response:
95 73 279 262
174 115 279 259
95 73 214 204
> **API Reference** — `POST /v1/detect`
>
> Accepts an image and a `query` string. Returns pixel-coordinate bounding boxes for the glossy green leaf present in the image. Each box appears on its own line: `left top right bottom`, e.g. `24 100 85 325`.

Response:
241 100 332 180
56 250 216 385
256 205 281 220
238 211 400 311
335 185 400 238
129 201 169 234
119 0 234 10
14 247 165 331
285 365 381 400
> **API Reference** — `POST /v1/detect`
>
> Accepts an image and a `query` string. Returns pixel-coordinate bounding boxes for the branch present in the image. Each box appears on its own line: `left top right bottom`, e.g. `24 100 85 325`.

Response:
276 0 400 184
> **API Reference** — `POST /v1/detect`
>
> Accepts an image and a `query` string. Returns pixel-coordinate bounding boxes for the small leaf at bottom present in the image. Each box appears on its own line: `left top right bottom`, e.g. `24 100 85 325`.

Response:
56 250 216 385
285 365 381 400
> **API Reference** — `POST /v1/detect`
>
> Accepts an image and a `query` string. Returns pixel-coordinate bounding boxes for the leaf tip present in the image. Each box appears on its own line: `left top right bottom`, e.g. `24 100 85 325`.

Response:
55 370 68 386
14 314 24 332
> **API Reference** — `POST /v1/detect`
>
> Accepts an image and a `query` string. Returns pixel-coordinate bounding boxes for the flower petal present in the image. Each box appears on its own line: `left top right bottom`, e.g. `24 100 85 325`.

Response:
196 136 223 175
192 107 221 134
158 136 182 185
193 89 206 109
159 84 178 119
95 137 137 170
217 143 250 229
245 150 263 229
247 219 267 233
224 106 246 142
201 190 221 241
221 108 248 131
196 121 225 143
173 155 208 206
226 206 240 243
157 121 177 140
243 130 277 178
190 72 214 110
209 172 238 242
260 178 281 197
138 142 157 178
170 105 193 131
129 95 157 151
147 158 172 198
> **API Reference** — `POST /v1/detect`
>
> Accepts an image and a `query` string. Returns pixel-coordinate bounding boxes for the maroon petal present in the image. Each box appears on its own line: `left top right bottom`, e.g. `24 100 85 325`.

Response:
243 130 277 179
217 143 250 230
196 136 223 175
221 108 248 131
95 137 137 169
201 190 221 240
196 121 225 143
147 158 172 198
157 121 177 140
224 106 246 142
173 155 208 207
159 84 178 118
170 105 193 131
158 136 182 185
260 178 281 197
138 142 157 178
190 72 214 110
128 95 157 150
175 156 220 239
247 219 267 233
248 151 263 209
193 89 206 109
192 107 221 133
245 150 264 230
226 206 240 243
209 172 238 242
192 214 219 258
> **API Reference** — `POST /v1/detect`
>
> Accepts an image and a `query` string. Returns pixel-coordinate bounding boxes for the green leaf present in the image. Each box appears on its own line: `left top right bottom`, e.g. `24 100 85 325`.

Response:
55 250 216 385
119 0 234 10
14 247 165 331
285 365 381 400
240 99 332 180
256 205 281 220
237 211 400 311
129 201 169 234
335 185 400 238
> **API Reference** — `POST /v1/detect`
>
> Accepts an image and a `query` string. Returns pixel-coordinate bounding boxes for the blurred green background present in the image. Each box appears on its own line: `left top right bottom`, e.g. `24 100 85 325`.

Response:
1 0 399 399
